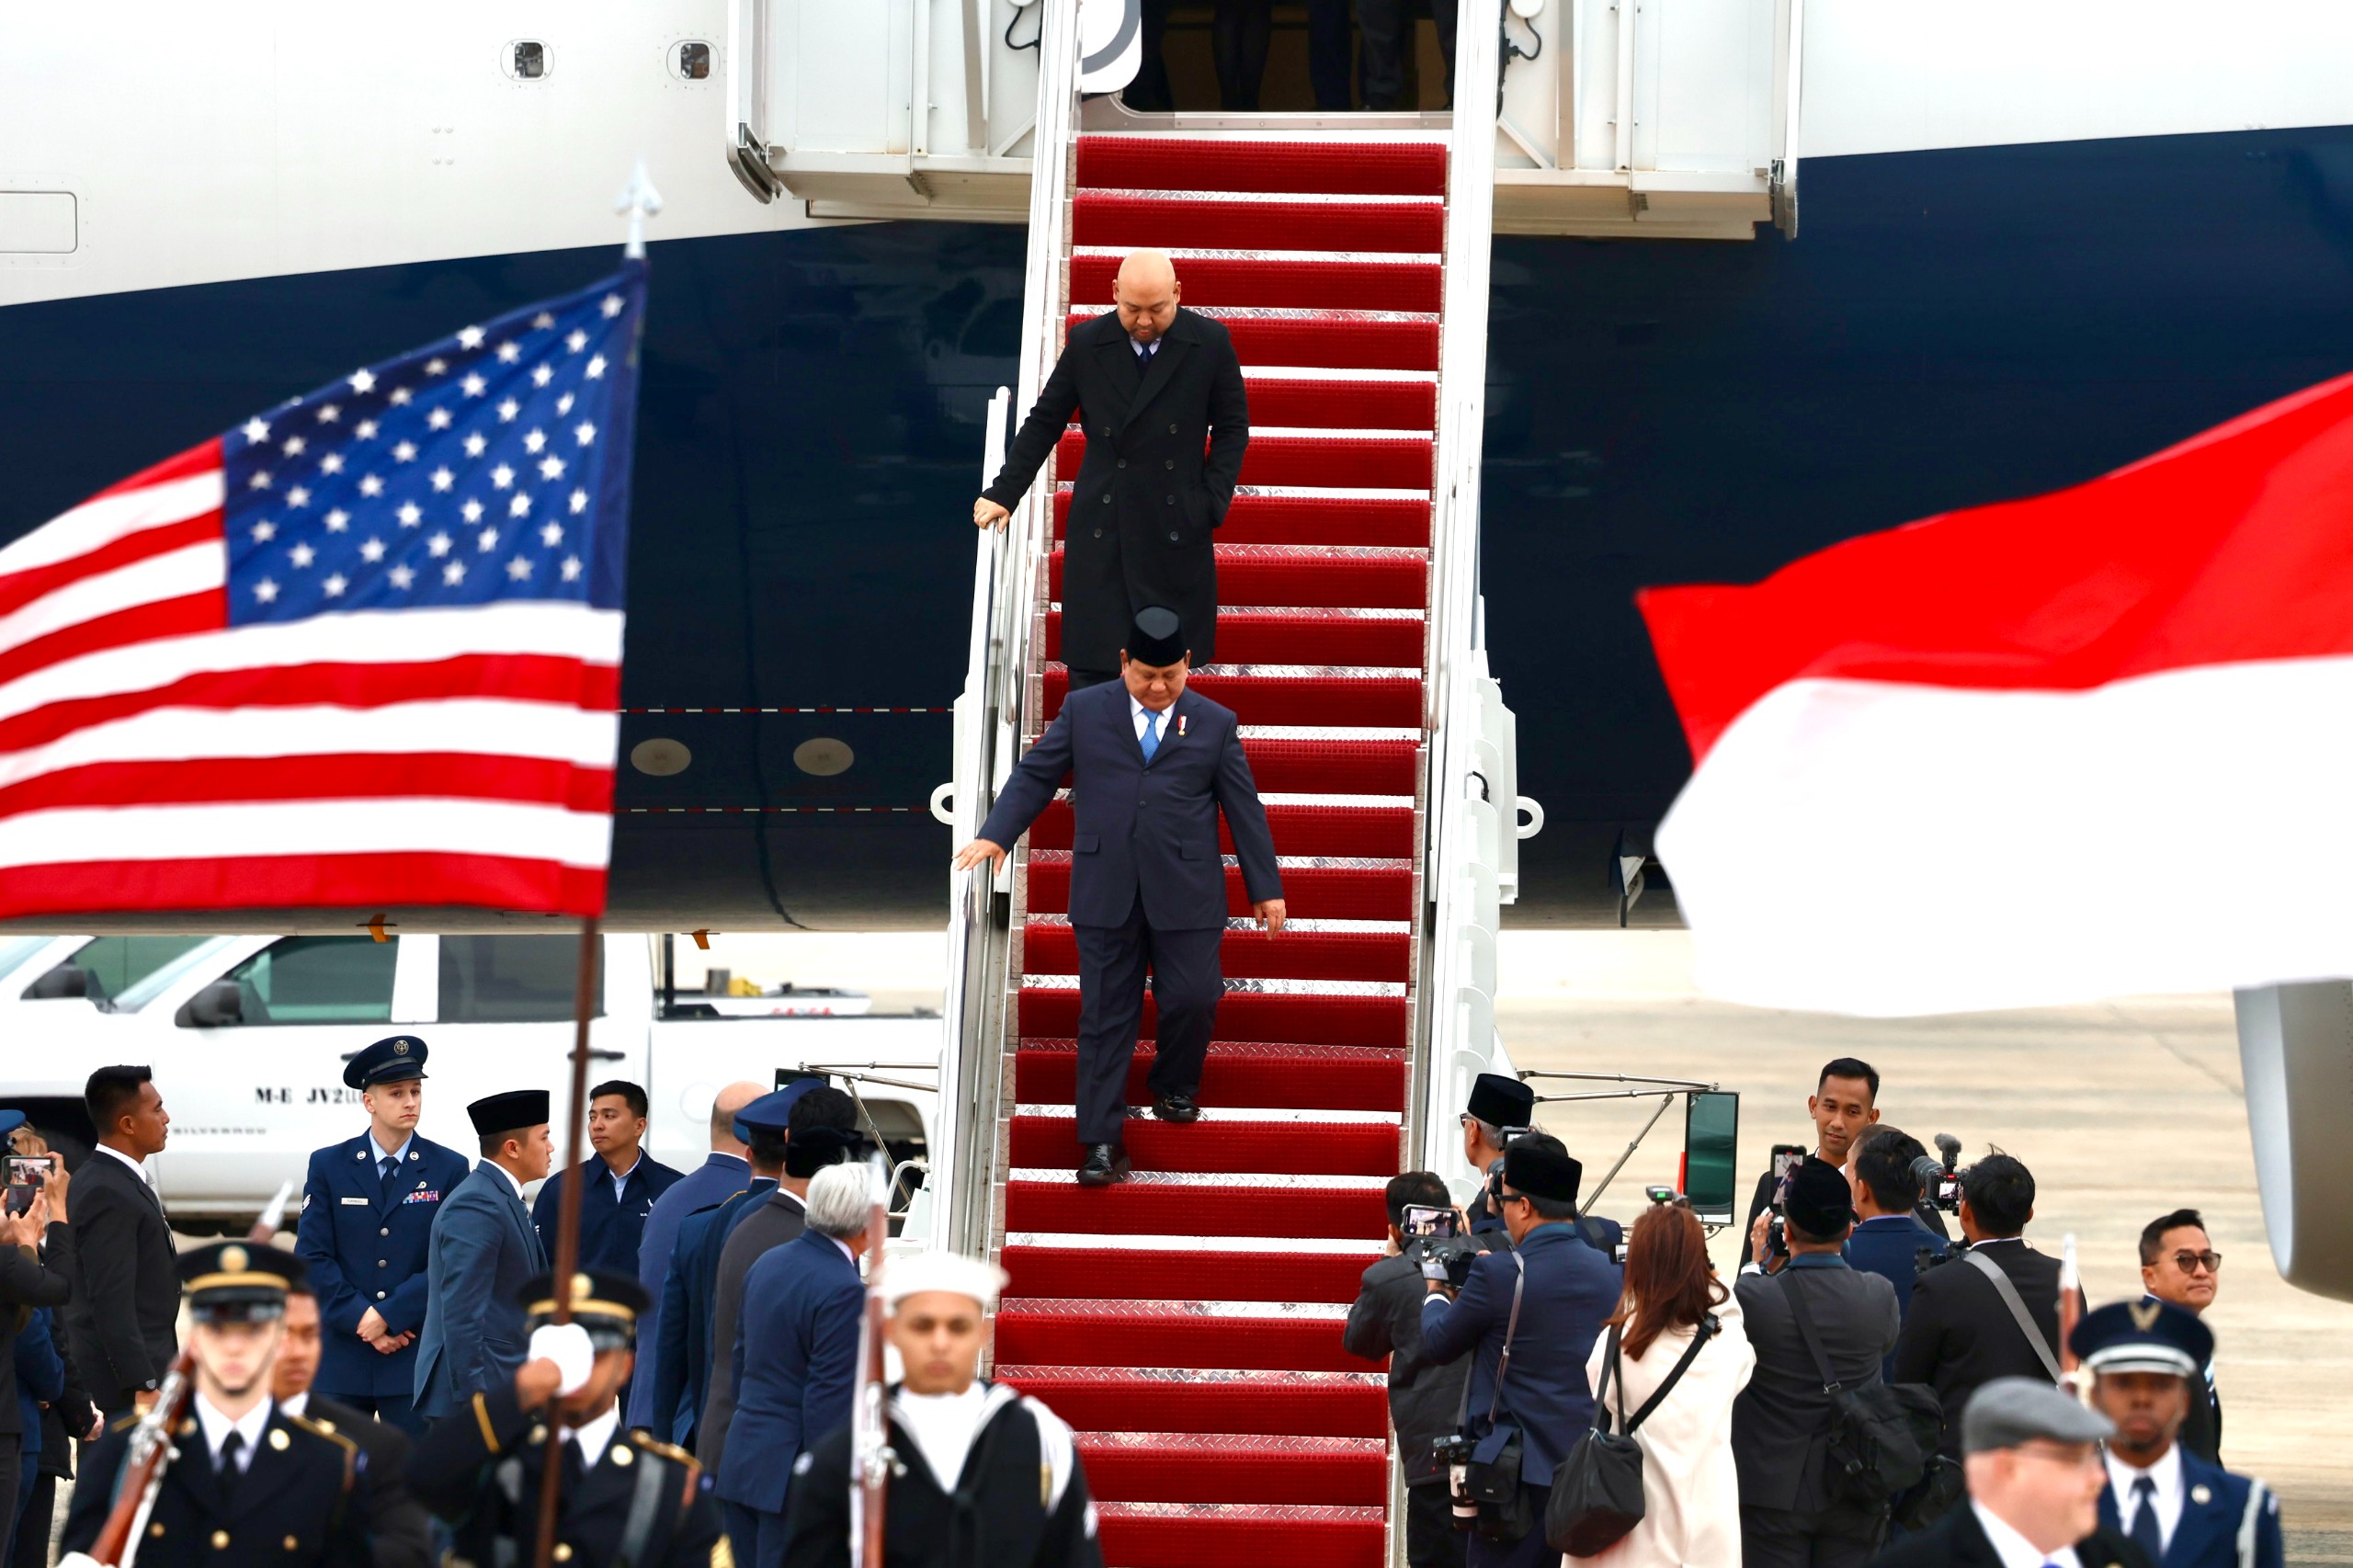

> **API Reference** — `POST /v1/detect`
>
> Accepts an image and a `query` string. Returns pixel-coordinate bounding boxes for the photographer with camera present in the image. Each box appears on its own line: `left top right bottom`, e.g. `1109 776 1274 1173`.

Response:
1734 1156 1904 1568
1845 1130 1949 1377
1346 1173 1485 1568
1422 1135 1623 1567
1744 1059 1885 1234
1893 1153 2079 1460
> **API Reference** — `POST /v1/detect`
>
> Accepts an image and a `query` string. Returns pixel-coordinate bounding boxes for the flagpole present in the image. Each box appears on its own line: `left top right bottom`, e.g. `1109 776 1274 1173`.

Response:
534 915 602 1568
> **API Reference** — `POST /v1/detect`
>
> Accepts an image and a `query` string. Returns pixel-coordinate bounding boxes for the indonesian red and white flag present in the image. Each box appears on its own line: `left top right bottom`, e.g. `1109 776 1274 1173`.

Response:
1642 372 2353 1015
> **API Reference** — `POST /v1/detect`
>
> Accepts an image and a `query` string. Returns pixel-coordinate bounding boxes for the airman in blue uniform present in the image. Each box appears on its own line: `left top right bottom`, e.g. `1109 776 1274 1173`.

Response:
2076 1299 2283 1568
293 1034 471 1438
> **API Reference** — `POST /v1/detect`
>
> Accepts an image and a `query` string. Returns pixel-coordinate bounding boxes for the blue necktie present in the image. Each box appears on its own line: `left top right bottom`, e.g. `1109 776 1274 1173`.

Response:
380 1154 402 1205
2129 1475 2165 1562
1140 710 1162 763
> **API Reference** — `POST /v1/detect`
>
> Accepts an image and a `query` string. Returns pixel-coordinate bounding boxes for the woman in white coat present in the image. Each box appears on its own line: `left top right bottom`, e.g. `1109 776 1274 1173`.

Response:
1565 1200 1756 1568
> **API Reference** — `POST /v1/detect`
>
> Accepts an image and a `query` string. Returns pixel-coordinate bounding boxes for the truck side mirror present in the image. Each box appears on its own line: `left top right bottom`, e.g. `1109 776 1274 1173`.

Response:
22 962 88 1000
176 979 244 1028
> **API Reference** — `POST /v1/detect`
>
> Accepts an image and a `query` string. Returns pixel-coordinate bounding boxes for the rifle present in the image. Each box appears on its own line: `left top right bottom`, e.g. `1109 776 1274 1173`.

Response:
847 1152 893 1568
86 1178 298 1568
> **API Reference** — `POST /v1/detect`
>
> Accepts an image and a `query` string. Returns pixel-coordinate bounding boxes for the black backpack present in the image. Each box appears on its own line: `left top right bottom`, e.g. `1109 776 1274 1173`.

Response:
1779 1269 1929 1507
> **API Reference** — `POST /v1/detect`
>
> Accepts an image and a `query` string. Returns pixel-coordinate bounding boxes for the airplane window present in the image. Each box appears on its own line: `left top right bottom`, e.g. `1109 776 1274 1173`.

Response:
439 936 606 1023
676 41 711 80
223 937 399 1026
512 41 547 80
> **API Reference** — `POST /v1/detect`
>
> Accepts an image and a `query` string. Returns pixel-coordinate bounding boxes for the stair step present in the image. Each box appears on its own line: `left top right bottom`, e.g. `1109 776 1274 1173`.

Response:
1074 190 1445 256
1047 608 1426 671
1051 543 1427 610
1022 922 1410 983
1006 1105 1400 1177
1076 135 1448 197
1017 985 1410 1049
1005 1234 1381 1305
1014 1038 1407 1114
1055 488 1432 549
1025 852 1414 921
1054 426 1431 490
995 1297 1382 1375
1074 248 1443 313
1003 1169 1389 1238
1028 795 1417 857
1076 1431 1390 1506
994 1365 1389 1439
1065 304 1438 372
1095 1502 1386 1568
1239 374 1438 430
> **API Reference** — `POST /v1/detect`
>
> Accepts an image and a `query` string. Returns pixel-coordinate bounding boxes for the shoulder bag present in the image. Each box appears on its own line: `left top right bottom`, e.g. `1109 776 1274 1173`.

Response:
1780 1267 1928 1508
1543 1312 1718 1556
1455 1252 1539 1541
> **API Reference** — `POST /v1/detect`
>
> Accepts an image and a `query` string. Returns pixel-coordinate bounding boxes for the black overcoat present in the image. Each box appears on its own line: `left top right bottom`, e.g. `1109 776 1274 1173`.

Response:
982 307 1249 671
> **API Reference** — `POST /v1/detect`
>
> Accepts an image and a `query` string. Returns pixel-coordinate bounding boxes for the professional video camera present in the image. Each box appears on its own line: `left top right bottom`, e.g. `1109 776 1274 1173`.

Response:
1910 1133 1968 1213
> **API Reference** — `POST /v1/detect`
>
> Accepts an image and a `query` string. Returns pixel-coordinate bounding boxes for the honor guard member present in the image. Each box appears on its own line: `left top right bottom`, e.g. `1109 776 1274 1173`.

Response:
407 1267 727 1568
59 1244 370 1568
780 1250 1103 1568
2075 1301 2282 1568
294 1034 470 1437
415 1090 553 1421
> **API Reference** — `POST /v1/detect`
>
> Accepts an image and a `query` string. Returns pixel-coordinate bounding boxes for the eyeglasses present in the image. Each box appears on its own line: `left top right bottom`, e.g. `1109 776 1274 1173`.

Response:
2168 1250 2222 1274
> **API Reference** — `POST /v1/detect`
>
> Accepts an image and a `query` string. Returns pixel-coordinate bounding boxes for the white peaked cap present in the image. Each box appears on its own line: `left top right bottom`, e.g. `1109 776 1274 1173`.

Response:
879 1249 1011 1312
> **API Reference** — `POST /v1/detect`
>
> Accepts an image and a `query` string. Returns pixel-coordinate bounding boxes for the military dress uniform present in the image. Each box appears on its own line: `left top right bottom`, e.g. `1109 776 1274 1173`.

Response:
59 1244 370 1568
295 1034 472 1437
408 1269 728 1568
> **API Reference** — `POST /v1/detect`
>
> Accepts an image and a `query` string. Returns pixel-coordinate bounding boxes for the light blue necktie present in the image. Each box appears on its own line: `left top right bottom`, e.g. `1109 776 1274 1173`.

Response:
1140 709 1162 763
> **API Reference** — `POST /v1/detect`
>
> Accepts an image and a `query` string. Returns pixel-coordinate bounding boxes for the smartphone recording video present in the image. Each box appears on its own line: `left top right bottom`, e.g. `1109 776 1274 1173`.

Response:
1401 1204 1459 1242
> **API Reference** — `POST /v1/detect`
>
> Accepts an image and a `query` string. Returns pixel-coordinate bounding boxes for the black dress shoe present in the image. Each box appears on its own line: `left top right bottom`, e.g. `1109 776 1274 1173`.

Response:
1075 1142 1131 1187
1152 1093 1200 1124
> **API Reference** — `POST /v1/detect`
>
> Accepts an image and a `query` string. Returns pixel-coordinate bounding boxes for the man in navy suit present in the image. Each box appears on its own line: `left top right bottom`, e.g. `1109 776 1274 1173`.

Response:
295 1033 472 1437
1420 1134 1624 1568
530 1079 684 1275
1844 1128 1949 1381
714 1163 873 1568
625 1078 765 1434
413 1090 551 1420
956 606 1285 1186
2076 1301 2282 1568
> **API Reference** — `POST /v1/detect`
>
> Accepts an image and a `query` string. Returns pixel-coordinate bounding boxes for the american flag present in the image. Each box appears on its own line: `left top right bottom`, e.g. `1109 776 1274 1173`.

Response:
0 261 648 921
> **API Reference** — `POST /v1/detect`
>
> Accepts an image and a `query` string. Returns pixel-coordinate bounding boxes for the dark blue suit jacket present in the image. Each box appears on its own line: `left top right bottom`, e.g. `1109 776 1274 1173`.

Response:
1844 1213 1948 1381
2098 1449 2282 1568
626 1151 754 1430
1419 1221 1624 1488
412 1161 548 1418
977 679 1280 929
530 1153 685 1275
296 1130 472 1399
14 1306 63 1452
651 1177 776 1448
716 1228 865 1514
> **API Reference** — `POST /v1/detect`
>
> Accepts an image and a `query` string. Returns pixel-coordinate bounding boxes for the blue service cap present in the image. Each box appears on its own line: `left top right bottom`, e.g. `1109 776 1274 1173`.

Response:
2069 1298 2213 1380
0 1109 27 1141
734 1078 824 1138
345 1034 428 1090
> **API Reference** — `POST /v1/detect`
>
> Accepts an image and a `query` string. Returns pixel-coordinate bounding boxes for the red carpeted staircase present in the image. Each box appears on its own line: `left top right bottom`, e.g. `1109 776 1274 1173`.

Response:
990 131 1449 1568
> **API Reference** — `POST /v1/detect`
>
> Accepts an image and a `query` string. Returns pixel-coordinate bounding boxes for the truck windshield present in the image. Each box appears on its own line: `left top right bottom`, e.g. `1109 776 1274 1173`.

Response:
109 937 245 1014
60 936 215 1007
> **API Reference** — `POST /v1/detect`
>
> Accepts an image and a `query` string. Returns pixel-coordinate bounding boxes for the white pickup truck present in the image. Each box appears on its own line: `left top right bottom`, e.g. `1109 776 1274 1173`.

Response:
0 932 942 1224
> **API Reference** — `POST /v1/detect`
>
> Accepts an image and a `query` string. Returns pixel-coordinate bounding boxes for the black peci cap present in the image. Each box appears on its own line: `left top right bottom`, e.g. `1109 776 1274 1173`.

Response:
344 1034 429 1090
518 1267 651 1352
1124 606 1188 667
467 1089 550 1137
1465 1073 1534 1131
1783 1156 1859 1237
1503 1133 1583 1207
178 1242 307 1323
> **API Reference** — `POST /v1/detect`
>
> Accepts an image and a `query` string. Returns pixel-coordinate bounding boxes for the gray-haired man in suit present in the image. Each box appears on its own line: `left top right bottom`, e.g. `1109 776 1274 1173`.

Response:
956 606 1283 1187
413 1090 551 1420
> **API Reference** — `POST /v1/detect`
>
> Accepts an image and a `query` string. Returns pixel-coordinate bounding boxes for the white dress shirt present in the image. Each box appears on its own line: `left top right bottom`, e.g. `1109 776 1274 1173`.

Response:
1129 693 1172 744
567 1403 622 1470
486 1159 529 1202
896 1384 987 1490
1972 1500 2083 1568
193 1393 274 1474
2105 1444 2185 1554
279 1392 310 1421
96 1142 154 1187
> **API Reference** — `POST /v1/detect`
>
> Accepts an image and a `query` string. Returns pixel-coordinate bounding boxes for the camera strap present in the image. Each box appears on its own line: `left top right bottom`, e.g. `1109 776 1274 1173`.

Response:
1779 1267 1844 1392
1485 1250 1529 1425
1961 1249 2063 1382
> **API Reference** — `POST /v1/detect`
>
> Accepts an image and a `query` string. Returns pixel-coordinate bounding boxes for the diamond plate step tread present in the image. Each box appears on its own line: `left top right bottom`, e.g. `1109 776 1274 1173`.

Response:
1004 1237 1382 1305
1004 1108 1401 1178
1020 921 1410 983
1003 1168 1390 1238
1015 985 1410 1050
1075 1430 1390 1506
1092 1501 1387 1568
994 1296 1380 1375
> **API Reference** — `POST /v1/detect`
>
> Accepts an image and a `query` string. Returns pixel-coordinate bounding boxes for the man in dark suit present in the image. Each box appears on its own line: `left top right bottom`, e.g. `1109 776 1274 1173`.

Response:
294 1034 472 1438
1736 1156 1904 1568
626 1078 766 1436
530 1078 685 1274
703 1086 862 1506
272 1275 434 1568
2137 1209 2224 1464
716 1164 874 1568
1459 1074 1531 1238
1419 1135 1622 1568
1744 1057 1884 1235
2075 1301 2281 1568
64 1064 178 1415
1345 1172 1473 1568
1869 1379 2149 1568
1893 1153 2080 1460
1846 1130 1949 1380
973 251 1250 688
957 606 1285 1187
414 1091 551 1420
